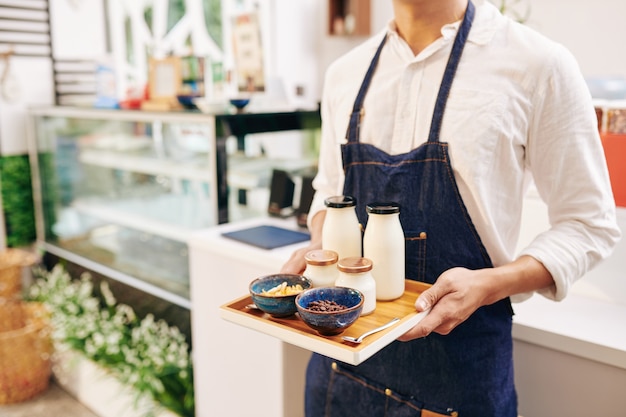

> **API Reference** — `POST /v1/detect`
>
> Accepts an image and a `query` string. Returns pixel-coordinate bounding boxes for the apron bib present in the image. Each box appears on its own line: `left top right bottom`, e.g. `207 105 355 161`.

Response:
305 2 517 416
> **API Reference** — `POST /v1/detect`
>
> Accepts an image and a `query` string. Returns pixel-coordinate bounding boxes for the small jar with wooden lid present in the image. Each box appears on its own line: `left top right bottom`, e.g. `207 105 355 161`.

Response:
303 249 339 288
335 257 376 315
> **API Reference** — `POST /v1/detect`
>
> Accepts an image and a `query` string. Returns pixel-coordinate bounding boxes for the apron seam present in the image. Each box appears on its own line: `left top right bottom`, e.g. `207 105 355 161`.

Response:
440 143 493 265
343 158 448 169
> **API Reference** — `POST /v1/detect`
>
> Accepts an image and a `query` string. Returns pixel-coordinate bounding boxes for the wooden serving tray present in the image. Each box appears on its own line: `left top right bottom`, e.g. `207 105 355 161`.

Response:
220 280 431 365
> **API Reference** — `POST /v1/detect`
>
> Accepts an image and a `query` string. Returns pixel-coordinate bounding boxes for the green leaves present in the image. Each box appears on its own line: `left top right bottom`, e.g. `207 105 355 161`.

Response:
27 265 194 417
0 155 36 247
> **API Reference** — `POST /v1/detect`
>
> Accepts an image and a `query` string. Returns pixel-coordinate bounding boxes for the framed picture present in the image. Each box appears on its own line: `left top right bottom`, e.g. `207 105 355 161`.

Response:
232 12 265 93
148 56 182 102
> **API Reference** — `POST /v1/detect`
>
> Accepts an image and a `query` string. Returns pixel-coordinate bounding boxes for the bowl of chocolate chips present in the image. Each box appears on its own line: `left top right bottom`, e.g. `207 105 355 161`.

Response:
295 287 363 336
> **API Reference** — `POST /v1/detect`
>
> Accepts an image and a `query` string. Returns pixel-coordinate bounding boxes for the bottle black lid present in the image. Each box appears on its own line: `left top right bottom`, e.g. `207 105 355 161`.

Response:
324 195 356 208
366 202 400 214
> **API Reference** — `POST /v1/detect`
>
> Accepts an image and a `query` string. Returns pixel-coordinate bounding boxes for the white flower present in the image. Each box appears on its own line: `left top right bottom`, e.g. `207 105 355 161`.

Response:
26 265 194 416
100 281 117 307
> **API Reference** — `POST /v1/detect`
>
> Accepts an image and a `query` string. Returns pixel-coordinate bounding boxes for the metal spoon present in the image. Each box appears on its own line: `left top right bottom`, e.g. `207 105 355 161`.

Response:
342 317 401 344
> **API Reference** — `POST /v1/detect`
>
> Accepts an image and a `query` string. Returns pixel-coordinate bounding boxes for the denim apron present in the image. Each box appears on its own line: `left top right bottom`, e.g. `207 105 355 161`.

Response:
305 2 517 416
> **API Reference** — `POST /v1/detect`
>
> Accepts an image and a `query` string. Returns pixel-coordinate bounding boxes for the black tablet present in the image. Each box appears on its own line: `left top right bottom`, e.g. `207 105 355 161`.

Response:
221 225 310 249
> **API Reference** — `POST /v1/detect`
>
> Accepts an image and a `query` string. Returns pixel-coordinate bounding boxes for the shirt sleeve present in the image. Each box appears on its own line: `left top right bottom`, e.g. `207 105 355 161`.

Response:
306 67 347 230
516 43 621 302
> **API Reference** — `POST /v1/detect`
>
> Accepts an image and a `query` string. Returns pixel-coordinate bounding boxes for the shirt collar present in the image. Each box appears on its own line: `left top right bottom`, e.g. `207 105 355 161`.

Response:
385 0 499 47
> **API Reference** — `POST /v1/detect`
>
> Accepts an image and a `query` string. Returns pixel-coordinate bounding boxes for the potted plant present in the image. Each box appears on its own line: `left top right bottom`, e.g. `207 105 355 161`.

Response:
27 265 194 417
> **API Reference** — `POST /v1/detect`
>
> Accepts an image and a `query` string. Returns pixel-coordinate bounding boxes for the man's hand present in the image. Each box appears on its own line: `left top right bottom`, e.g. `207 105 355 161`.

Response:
280 210 326 275
397 255 554 341
280 244 321 275
397 267 489 341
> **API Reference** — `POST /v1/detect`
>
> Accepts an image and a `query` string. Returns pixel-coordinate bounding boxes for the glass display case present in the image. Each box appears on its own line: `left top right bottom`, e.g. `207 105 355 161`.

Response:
27 106 320 307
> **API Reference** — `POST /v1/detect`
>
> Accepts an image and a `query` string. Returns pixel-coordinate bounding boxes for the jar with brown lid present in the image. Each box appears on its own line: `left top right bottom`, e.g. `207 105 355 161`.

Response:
335 257 376 315
303 249 339 287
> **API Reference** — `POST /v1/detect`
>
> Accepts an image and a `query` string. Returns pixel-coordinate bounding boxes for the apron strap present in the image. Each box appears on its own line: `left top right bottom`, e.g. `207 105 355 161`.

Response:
345 35 388 143
428 0 475 143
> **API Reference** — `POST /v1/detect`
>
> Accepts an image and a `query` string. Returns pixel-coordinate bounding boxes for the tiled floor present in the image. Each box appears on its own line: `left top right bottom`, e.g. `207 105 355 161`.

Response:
0 380 98 417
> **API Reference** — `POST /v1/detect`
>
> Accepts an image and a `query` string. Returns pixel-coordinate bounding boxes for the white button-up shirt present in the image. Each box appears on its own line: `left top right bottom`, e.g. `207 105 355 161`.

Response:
308 0 621 301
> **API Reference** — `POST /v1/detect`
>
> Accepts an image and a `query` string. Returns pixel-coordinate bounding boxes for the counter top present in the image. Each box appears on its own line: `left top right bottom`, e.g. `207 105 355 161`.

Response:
512 293 626 370
188 215 312 417
513 199 625 369
188 216 310 271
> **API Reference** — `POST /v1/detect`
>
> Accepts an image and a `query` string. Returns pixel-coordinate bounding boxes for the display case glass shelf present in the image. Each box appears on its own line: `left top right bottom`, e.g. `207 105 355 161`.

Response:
27 106 321 307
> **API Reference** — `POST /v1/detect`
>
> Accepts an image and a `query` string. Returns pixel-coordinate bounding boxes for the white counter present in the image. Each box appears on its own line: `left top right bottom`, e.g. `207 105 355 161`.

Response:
513 293 626 369
188 217 311 417
512 293 626 416
513 199 626 367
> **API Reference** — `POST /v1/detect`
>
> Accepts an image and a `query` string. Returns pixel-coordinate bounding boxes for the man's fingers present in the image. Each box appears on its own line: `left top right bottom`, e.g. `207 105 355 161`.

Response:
397 313 441 341
414 285 442 312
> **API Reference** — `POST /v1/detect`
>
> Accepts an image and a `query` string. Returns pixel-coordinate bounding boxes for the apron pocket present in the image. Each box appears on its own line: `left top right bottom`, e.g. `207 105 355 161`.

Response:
329 362 456 417
405 231 428 282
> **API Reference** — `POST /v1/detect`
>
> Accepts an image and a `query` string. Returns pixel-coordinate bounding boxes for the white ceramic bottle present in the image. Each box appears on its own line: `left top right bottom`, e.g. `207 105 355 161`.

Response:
322 196 362 261
303 249 339 287
363 202 405 300
335 257 376 315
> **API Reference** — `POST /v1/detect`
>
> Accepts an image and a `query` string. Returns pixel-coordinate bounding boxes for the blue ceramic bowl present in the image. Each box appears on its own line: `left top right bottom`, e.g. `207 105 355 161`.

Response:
296 287 364 336
249 274 311 318
229 98 250 110
177 94 200 109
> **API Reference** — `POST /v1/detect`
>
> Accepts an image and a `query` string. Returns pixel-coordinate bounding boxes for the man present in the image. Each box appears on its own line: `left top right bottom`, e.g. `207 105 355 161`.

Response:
282 0 620 415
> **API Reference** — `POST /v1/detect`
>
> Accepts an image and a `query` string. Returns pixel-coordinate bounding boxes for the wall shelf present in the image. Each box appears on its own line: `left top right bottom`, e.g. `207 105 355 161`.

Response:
328 0 371 36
